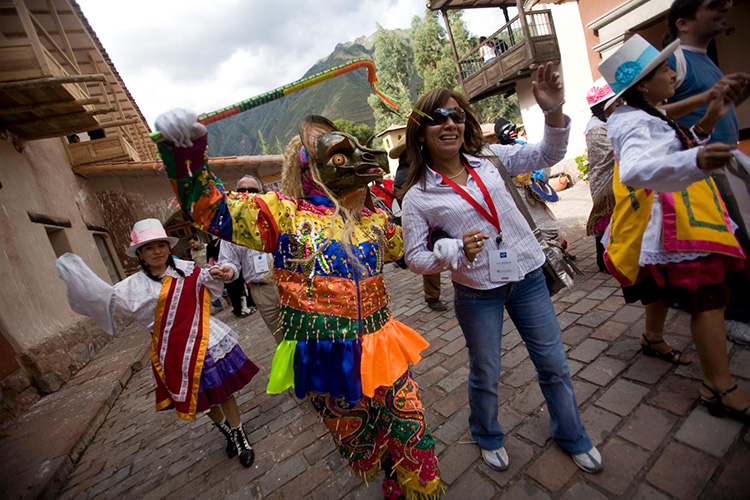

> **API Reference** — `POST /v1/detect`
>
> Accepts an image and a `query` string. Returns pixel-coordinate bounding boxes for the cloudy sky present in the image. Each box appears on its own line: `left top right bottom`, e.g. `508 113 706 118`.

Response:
76 0 509 127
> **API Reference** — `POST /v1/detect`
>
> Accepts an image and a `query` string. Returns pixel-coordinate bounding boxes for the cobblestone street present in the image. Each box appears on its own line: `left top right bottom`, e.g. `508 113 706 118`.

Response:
53 219 750 499
2 185 747 500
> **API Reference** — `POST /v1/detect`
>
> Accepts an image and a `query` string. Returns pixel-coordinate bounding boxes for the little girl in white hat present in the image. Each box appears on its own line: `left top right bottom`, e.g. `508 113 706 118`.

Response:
57 218 259 466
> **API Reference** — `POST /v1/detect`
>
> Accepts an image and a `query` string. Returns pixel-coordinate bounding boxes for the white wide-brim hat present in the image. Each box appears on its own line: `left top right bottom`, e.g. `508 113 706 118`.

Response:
586 77 616 108
598 34 679 107
126 218 179 257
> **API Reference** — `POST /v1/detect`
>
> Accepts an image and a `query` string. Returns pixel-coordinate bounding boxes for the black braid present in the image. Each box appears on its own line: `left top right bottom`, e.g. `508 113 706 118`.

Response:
591 102 610 123
136 251 185 282
622 86 695 151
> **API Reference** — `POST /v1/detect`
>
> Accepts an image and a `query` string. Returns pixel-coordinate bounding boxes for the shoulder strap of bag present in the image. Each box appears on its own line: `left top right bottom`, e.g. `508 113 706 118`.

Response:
483 148 538 233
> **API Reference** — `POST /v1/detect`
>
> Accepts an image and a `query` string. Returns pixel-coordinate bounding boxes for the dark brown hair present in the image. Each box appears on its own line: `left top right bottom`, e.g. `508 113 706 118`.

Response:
663 0 704 46
399 88 485 198
622 64 694 150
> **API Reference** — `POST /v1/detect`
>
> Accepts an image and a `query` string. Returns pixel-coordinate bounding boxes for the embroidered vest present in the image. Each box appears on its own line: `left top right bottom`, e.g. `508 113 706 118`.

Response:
605 161 744 285
151 269 210 420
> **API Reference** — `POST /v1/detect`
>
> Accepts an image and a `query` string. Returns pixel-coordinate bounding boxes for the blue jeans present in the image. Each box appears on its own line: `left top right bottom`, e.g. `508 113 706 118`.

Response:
453 267 592 454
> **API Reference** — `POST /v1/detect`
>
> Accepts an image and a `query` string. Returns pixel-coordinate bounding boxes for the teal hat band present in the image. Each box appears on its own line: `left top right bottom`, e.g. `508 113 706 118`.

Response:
610 45 659 94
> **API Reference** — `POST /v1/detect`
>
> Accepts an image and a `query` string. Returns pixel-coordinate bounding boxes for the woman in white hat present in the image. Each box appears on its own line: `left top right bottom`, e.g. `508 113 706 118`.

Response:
600 35 748 421
584 78 622 274
56 218 259 467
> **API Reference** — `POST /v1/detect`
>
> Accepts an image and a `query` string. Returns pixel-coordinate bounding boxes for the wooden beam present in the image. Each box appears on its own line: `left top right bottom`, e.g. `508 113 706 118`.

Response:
0 74 106 90
441 10 466 89
30 9 78 73
27 212 71 228
0 97 103 115
15 0 51 76
517 0 536 61
19 118 140 141
4 106 115 127
46 0 80 73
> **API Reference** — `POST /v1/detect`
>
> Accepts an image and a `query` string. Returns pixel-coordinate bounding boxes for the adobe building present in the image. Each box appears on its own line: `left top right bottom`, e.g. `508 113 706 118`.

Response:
0 0 281 422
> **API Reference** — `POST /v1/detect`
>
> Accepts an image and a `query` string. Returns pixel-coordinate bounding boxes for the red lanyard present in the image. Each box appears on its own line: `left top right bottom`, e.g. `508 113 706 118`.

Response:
440 165 502 235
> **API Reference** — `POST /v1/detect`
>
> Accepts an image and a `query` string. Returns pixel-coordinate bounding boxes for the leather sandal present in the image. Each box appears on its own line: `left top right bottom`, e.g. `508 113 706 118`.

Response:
640 334 691 365
701 382 750 423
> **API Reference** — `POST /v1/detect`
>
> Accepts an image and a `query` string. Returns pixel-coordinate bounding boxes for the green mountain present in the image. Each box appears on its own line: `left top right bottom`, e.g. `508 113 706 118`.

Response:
207 33 392 157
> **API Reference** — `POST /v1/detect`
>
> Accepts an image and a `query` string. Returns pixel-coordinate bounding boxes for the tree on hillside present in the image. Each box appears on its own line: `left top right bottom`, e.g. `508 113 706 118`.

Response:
257 129 271 155
411 11 455 92
411 9 520 124
333 119 375 145
366 24 415 133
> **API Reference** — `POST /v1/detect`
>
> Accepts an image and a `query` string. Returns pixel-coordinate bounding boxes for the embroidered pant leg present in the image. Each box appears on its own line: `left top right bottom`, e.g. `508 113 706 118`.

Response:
372 372 443 500
309 393 386 482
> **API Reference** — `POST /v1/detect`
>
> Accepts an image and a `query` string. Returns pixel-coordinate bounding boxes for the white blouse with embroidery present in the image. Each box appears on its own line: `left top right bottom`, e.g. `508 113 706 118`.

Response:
56 253 238 356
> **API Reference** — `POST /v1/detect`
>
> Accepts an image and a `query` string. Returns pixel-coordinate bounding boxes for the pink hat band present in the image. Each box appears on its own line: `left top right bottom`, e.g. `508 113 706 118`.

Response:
130 227 169 246
586 78 615 107
125 218 179 257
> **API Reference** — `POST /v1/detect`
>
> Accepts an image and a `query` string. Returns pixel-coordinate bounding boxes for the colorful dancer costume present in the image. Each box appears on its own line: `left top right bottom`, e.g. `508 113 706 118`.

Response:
56 219 259 466
156 113 442 499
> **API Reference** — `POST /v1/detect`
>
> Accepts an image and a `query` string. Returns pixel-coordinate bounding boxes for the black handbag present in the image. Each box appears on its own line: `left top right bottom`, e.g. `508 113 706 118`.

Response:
486 152 581 295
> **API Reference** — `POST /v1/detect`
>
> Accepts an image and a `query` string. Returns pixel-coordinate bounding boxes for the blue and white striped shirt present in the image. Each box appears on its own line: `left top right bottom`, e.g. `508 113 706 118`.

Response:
401 118 570 290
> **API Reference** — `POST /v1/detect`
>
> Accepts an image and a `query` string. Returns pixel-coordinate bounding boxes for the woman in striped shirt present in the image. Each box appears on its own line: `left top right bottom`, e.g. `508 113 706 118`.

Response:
400 62 601 475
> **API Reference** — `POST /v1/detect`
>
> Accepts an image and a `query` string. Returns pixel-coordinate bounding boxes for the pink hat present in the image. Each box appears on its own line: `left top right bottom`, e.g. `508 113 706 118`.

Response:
586 78 615 108
126 218 179 257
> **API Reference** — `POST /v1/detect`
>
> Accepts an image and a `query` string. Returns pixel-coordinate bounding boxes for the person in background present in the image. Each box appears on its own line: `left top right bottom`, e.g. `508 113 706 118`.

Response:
584 78 622 274
479 36 497 64
188 234 226 314
391 136 448 312
206 235 254 318
400 62 602 474
215 175 282 342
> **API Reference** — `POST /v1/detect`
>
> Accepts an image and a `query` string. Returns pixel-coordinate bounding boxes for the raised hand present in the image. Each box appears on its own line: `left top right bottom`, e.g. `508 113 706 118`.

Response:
531 62 564 112
154 108 207 148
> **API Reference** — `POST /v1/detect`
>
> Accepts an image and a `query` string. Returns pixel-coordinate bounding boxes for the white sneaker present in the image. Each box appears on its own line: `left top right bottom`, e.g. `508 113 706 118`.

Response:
572 446 603 473
481 447 509 471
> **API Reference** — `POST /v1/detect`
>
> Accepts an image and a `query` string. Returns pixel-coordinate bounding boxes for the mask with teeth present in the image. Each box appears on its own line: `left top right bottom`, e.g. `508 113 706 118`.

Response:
299 116 388 196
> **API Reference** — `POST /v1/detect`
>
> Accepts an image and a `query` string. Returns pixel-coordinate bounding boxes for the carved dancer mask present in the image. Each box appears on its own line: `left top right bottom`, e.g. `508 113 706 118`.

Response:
299 115 388 196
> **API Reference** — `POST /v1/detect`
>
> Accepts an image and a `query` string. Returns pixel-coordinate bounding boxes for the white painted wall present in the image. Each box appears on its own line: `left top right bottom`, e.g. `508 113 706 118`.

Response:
518 2 593 165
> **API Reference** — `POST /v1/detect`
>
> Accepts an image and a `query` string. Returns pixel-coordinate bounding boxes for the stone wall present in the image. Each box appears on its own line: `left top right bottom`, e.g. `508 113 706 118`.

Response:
0 318 111 426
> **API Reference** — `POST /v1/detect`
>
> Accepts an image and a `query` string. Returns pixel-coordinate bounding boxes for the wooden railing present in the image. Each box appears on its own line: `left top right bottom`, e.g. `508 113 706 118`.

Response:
457 10 556 81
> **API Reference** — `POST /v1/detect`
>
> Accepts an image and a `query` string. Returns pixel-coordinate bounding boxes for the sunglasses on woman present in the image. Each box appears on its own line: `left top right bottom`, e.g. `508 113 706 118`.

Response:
426 107 467 126
236 187 259 194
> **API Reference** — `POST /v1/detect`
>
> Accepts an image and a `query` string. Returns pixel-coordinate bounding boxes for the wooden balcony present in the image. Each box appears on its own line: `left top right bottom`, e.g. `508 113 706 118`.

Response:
65 133 141 166
0 0 156 162
457 10 560 102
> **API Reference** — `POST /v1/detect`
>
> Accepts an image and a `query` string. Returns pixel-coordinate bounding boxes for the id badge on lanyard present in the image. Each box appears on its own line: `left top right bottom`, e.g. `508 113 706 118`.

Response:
488 247 520 283
253 254 269 274
442 165 520 282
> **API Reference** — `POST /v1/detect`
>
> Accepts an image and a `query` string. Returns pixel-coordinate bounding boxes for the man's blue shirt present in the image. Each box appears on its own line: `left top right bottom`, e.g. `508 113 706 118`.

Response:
667 48 739 144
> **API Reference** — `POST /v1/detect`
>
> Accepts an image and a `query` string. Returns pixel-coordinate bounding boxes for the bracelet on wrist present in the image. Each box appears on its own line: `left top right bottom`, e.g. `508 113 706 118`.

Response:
693 122 713 138
542 100 565 116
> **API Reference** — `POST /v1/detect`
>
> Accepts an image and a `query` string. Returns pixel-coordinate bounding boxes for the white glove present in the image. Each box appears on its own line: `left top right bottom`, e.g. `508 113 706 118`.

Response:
433 238 463 270
154 108 207 148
